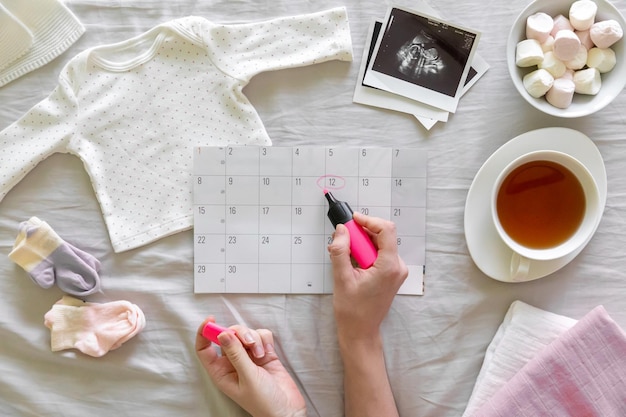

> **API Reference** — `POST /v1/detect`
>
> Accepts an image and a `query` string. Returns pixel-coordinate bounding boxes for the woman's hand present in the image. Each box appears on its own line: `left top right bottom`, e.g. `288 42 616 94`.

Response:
195 318 307 417
327 213 407 417
328 212 408 343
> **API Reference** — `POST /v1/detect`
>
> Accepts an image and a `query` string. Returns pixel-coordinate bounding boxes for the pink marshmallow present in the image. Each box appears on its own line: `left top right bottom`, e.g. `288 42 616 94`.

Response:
551 14 574 37
553 30 582 61
590 19 624 49
564 44 588 70
576 29 595 50
546 77 576 108
526 12 554 42
561 68 575 80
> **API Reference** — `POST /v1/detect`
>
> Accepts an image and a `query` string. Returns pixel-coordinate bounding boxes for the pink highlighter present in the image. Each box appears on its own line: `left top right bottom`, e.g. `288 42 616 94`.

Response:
202 322 235 346
324 189 377 269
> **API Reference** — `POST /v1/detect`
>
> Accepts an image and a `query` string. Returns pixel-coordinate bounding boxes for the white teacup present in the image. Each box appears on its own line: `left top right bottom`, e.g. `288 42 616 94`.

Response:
491 150 602 281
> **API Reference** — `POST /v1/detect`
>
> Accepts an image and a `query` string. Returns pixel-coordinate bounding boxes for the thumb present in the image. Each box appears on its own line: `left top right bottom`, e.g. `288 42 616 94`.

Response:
328 224 354 281
218 331 255 380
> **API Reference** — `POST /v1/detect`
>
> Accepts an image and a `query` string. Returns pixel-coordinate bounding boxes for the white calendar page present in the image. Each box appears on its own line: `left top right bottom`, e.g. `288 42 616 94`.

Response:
193 146 426 295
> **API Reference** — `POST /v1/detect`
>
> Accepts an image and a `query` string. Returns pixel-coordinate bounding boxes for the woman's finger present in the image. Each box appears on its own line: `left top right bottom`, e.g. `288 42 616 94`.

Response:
231 325 266 359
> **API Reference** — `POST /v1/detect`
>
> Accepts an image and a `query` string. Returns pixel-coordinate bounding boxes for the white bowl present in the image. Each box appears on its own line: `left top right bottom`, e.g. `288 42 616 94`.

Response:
507 0 626 117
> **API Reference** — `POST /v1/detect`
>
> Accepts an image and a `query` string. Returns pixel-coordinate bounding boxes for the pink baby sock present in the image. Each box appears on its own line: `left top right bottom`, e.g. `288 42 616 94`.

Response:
44 296 146 357
8 217 101 296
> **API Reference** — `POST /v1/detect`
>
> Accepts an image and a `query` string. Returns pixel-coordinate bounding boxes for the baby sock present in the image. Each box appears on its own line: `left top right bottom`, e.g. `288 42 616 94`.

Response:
44 296 146 357
8 217 102 296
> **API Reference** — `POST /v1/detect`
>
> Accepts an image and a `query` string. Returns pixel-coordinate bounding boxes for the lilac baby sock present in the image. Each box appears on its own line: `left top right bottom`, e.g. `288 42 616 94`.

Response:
44 296 146 357
8 217 101 296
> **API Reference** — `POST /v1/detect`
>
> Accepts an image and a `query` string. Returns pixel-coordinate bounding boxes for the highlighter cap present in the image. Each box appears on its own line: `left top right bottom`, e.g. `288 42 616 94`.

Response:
202 322 232 345
325 191 353 226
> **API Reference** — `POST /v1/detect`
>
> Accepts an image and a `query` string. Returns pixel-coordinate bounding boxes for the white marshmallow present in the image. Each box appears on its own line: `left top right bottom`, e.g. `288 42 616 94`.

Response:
526 12 554 42
553 30 582 61
546 78 576 108
589 19 624 49
538 51 567 77
523 68 555 98
516 39 544 67
574 67 602 95
564 44 588 69
541 36 555 52
569 0 598 31
575 29 595 49
587 47 617 72
551 14 574 37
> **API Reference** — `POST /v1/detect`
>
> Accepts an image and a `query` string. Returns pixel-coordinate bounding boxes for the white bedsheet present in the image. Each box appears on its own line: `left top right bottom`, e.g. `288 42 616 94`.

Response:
1 0 625 416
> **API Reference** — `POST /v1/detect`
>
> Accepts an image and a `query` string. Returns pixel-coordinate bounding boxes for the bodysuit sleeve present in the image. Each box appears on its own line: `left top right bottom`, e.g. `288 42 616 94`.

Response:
198 7 353 82
0 73 77 201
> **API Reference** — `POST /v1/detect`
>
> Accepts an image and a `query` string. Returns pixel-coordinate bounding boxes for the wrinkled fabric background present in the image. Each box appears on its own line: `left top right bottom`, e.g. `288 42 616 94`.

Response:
1 0 625 416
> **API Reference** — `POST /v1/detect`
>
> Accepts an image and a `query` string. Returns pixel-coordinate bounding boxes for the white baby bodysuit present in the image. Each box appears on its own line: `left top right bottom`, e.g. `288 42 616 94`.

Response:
0 8 353 252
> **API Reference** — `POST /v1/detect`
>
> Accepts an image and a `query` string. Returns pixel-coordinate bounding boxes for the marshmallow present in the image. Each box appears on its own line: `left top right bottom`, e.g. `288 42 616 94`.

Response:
516 39 544 67
589 19 624 49
551 14 574 37
562 68 575 80
576 29 595 50
569 0 598 31
587 47 617 72
526 12 554 42
574 67 601 95
564 44 588 69
538 51 567 77
553 30 582 61
541 36 555 52
523 68 555 98
546 77 576 108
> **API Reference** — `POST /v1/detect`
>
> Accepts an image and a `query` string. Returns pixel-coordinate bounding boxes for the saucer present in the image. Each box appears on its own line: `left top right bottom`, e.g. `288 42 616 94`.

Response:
464 127 607 283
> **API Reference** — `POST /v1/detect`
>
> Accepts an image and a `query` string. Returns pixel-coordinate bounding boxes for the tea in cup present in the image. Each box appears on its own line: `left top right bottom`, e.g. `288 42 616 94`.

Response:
491 150 602 281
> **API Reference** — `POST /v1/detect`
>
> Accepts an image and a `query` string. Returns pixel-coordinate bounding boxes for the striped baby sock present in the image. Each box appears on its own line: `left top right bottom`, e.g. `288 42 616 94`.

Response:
8 217 101 296
44 296 146 357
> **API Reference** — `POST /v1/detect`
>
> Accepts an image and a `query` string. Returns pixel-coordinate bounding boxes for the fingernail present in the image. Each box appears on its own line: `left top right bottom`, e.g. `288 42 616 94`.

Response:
244 332 255 345
218 331 232 347
253 344 265 358
264 343 275 355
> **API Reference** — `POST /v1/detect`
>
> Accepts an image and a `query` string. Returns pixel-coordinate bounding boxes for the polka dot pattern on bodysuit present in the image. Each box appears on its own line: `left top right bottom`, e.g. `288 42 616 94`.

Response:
0 8 353 252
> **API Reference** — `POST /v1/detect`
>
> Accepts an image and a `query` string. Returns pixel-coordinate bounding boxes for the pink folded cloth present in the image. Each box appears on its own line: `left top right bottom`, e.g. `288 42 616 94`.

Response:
462 301 577 417
471 306 626 417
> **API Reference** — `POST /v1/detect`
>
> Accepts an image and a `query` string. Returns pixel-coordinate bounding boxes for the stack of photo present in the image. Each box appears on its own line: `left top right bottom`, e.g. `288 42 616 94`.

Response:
354 4 489 130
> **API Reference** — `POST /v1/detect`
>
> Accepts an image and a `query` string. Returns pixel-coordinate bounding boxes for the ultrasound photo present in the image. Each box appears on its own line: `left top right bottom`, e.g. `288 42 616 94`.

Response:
372 8 478 97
